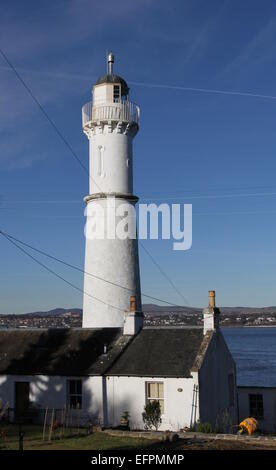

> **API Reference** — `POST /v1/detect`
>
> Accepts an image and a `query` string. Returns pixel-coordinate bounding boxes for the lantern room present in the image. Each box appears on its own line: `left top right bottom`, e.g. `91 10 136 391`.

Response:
92 52 129 106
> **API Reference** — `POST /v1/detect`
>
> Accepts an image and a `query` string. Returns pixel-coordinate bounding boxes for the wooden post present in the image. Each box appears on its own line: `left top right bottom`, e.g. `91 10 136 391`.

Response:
59 408 63 439
78 408 80 435
42 407 48 441
70 408 73 434
48 408 55 442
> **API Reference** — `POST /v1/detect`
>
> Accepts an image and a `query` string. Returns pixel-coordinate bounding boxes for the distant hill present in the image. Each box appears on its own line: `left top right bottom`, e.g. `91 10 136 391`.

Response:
143 304 276 316
0 308 82 317
2 305 276 317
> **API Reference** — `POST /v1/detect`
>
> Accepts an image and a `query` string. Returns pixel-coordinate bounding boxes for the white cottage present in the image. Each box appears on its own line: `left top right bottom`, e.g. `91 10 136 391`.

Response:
0 292 238 431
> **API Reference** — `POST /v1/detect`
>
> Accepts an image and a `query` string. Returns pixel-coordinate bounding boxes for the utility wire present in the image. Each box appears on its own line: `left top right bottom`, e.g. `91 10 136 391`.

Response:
0 46 190 307
0 231 125 313
1 231 217 320
0 47 102 193
139 241 190 306
0 229 189 309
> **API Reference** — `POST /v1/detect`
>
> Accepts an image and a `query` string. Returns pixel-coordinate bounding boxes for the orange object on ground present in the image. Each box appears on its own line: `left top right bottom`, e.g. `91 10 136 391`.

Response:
239 417 258 435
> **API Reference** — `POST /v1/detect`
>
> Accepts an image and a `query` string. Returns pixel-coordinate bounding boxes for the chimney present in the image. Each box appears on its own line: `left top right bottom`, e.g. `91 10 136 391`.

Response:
208 290 215 308
130 295 136 312
203 290 220 335
123 296 144 335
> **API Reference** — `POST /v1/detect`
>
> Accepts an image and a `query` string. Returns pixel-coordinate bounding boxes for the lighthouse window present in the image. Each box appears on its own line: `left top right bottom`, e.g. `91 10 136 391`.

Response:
113 85 120 102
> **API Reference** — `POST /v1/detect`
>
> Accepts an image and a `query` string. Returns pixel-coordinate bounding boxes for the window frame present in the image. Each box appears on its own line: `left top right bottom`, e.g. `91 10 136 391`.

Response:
146 381 165 415
249 393 264 420
113 84 121 102
67 379 82 410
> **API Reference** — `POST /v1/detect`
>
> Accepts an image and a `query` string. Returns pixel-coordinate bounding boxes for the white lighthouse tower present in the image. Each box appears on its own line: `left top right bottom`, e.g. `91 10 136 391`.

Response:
82 53 142 328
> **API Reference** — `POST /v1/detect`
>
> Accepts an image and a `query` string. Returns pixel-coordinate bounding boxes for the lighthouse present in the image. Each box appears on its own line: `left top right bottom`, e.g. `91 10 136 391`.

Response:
82 53 142 329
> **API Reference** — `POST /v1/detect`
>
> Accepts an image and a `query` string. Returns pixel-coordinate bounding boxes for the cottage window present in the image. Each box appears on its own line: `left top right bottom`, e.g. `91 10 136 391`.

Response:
249 394 264 420
146 382 164 414
68 380 82 409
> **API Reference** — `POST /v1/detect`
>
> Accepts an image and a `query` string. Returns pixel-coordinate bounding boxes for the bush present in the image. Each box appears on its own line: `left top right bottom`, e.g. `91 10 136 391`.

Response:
142 401 162 431
195 422 215 433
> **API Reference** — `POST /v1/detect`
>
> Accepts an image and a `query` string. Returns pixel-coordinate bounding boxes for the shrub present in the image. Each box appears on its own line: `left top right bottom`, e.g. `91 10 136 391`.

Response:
142 400 162 431
121 411 130 421
195 422 215 433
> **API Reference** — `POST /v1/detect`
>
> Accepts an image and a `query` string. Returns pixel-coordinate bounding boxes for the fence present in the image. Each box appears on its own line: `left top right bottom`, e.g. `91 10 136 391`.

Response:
82 99 140 128
0 406 102 448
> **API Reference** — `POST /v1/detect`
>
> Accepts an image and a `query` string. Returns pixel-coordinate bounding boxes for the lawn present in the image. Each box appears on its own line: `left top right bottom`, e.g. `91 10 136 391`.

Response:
1 424 276 450
0 424 157 450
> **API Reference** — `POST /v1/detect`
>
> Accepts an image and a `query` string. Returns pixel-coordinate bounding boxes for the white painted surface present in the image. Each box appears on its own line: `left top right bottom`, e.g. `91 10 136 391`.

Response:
83 198 141 328
238 387 276 433
93 84 114 106
0 375 104 425
123 312 144 335
105 376 198 431
0 374 197 430
88 126 134 195
82 79 141 329
203 307 219 335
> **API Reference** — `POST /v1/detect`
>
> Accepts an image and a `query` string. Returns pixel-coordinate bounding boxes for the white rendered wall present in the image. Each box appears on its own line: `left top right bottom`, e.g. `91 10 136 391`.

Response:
238 387 276 433
104 376 198 431
0 375 104 425
0 374 197 430
88 125 134 195
83 197 141 328
93 84 114 106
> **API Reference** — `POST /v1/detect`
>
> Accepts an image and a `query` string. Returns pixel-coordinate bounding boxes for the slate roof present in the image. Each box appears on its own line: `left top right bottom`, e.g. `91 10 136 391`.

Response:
106 327 204 378
0 327 208 378
0 328 130 376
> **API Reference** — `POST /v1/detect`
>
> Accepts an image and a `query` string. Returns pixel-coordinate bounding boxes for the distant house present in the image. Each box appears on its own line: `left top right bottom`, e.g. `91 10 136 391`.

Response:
0 292 237 431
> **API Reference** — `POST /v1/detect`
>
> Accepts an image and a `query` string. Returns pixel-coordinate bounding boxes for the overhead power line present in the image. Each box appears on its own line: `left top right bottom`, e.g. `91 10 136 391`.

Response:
0 230 126 313
0 46 190 307
1 230 216 321
0 46 102 193
129 80 276 102
1 229 216 322
0 229 190 309
139 241 190 306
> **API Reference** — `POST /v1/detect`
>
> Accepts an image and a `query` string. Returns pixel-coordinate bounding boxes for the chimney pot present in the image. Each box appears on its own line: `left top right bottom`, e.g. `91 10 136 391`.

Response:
130 295 136 312
208 290 216 308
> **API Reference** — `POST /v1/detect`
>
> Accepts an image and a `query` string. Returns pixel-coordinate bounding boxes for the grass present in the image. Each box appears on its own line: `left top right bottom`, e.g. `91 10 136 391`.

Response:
1 423 276 450
0 424 157 450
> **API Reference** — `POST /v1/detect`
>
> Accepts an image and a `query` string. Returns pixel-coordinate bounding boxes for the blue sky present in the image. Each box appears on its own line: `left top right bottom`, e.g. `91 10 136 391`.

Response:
1 0 276 313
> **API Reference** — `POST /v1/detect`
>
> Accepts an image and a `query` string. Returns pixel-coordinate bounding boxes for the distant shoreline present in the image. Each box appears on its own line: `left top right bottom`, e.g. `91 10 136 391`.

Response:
222 325 276 329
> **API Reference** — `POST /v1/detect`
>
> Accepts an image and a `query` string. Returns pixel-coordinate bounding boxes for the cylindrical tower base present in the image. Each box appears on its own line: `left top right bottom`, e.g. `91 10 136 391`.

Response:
82 196 141 328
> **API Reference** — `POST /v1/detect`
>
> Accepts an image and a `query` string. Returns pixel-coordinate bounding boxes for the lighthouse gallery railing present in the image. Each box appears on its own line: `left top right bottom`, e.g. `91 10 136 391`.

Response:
82 100 140 128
